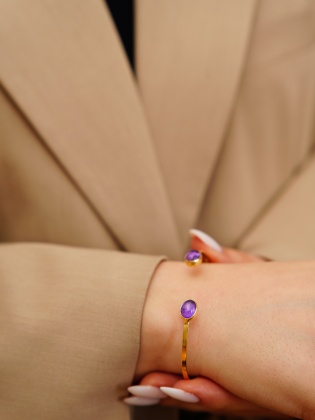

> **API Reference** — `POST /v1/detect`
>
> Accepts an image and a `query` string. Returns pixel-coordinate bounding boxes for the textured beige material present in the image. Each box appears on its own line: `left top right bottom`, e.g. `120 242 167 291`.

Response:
0 0 314 419
136 0 257 241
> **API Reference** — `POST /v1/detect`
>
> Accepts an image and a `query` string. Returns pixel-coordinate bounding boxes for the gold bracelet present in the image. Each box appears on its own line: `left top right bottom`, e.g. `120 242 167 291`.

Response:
180 299 197 380
180 250 205 379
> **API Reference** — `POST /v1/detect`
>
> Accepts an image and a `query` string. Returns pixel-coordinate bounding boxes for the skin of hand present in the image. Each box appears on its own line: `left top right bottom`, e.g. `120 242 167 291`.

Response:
136 259 315 419
132 241 278 416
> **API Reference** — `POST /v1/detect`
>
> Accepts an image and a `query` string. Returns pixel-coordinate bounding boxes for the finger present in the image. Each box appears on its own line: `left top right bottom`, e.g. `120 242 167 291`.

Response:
223 247 265 263
134 373 288 417
190 237 229 263
190 237 264 263
191 237 264 263
162 377 289 417
125 373 179 405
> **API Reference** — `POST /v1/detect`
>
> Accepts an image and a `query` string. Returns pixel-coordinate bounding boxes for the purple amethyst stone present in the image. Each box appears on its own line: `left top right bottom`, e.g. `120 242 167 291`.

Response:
185 250 201 262
180 300 197 319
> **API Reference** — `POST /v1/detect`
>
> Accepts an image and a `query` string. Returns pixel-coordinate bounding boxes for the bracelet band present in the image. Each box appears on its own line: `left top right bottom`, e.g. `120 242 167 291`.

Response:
181 249 205 379
180 299 197 380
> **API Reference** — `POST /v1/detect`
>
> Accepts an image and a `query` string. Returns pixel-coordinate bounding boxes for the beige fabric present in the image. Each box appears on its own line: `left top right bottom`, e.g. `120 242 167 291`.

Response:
136 0 257 241
0 244 164 420
199 0 315 249
0 0 314 419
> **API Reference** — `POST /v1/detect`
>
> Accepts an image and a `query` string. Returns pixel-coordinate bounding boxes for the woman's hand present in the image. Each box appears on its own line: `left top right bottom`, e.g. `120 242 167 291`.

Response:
135 255 315 418
127 231 273 415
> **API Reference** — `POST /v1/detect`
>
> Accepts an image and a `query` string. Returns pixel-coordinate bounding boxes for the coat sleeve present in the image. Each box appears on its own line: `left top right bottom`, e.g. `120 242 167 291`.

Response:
239 154 315 261
0 243 163 420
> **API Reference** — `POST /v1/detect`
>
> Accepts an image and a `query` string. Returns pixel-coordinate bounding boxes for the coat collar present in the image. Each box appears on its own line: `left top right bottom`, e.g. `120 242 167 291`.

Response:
136 0 258 242
0 0 182 257
0 0 257 255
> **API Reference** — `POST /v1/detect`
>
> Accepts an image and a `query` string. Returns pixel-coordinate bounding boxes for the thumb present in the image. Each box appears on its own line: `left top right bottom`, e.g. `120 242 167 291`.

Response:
189 229 229 263
189 229 265 263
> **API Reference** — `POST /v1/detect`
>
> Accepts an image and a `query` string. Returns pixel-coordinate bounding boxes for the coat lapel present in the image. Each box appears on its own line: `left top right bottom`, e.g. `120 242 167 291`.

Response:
136 0 258 241
0 0 182 257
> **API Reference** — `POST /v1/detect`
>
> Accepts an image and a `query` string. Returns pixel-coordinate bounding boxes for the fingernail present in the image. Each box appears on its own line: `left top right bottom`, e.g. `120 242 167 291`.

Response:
128 385 167 399
189 229 222 252
160 387 200 403
124 396 161 406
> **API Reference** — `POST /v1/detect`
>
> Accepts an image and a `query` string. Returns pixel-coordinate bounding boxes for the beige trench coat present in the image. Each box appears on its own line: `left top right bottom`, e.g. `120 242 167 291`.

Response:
0 0 315 419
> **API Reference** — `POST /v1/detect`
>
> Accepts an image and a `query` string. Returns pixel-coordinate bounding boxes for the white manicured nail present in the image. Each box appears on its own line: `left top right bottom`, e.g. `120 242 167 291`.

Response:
124 396 160 406
128 385 167 399
160 387 200 403
189 229 222 252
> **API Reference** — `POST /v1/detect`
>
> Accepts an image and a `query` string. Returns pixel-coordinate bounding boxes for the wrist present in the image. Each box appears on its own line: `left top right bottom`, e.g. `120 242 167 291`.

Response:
136 260 221 380
136 261 180 378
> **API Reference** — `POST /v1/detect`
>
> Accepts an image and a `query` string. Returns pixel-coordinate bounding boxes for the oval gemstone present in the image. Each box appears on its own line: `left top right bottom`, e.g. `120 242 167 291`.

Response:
181 299 197 319
185 250 201 262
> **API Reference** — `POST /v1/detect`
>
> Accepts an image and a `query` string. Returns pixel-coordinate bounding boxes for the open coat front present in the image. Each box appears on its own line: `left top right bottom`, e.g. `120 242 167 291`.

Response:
0 1 315 419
